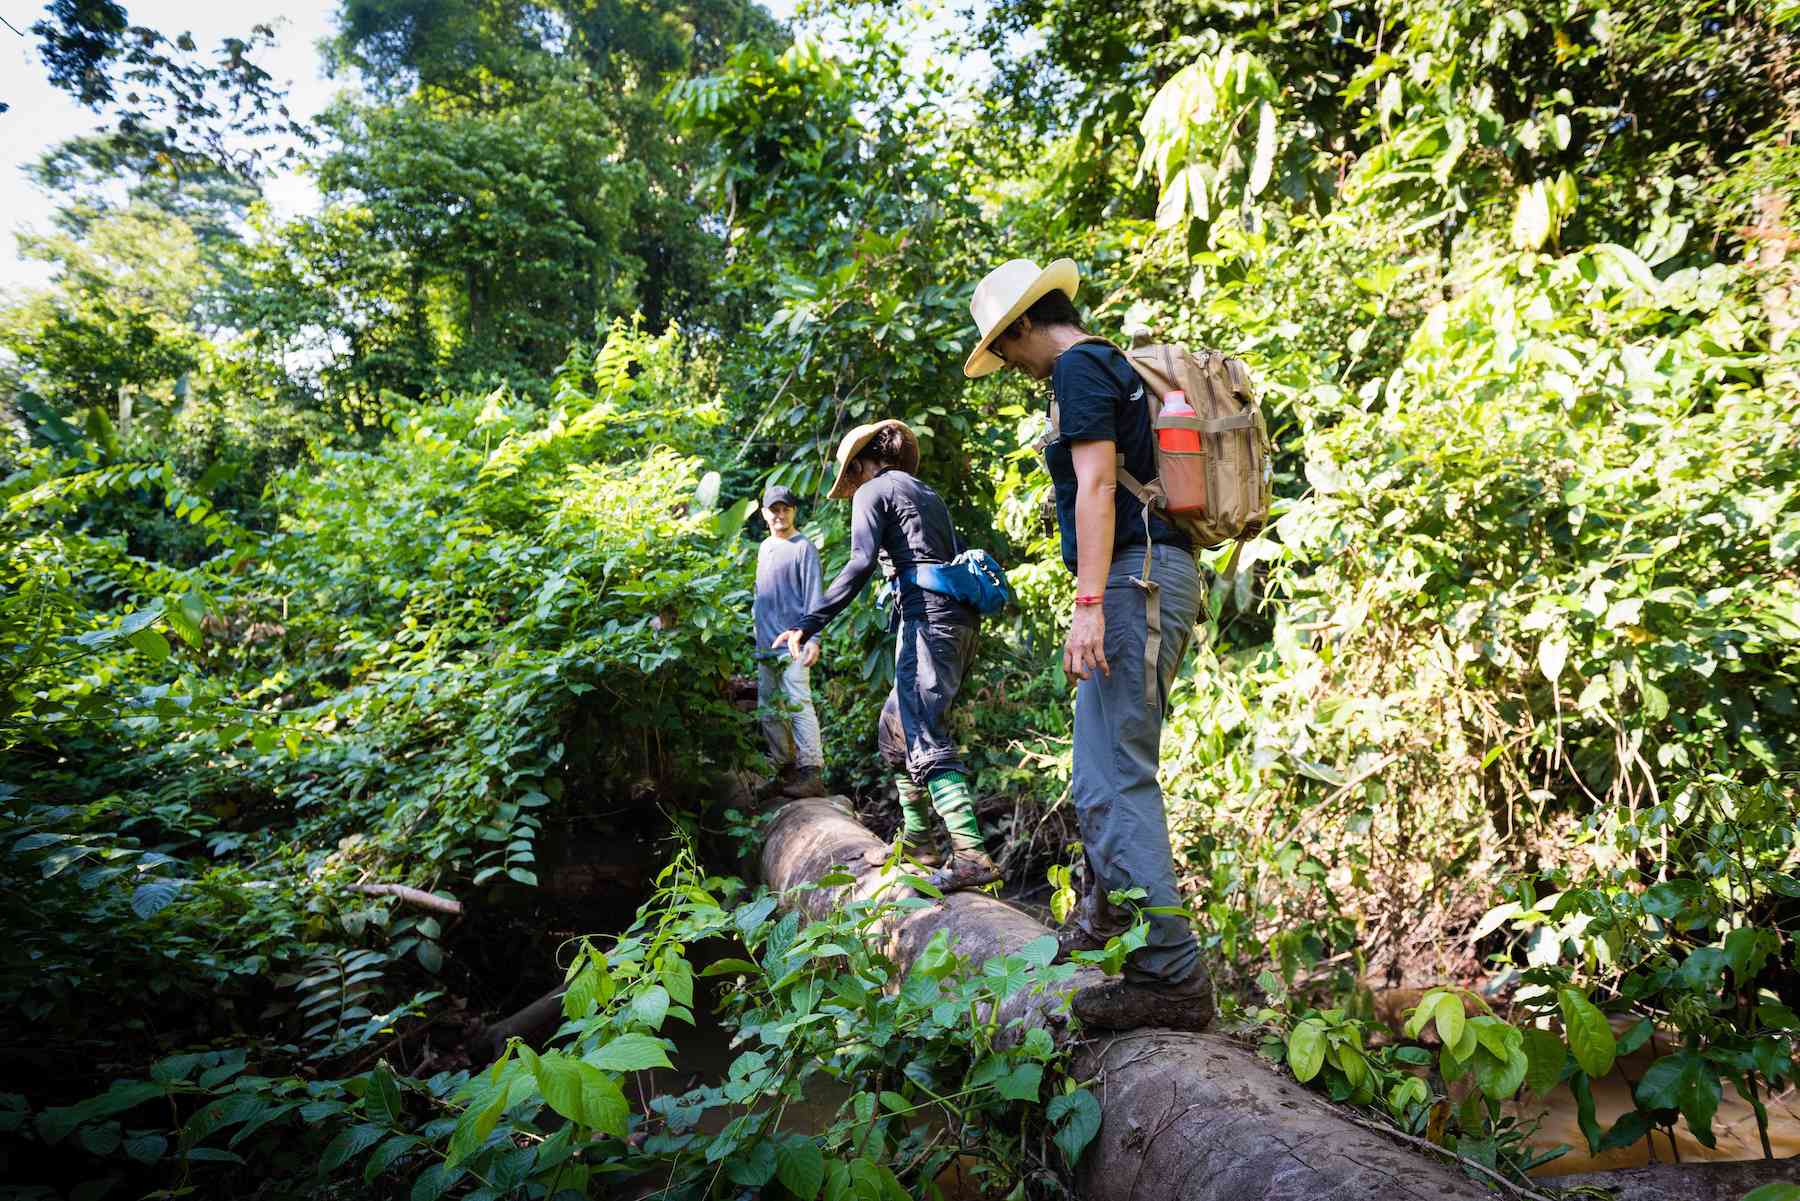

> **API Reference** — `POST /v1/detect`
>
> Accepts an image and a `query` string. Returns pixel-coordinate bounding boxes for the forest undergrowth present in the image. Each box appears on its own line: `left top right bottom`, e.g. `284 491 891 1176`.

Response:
4 0 1800 1197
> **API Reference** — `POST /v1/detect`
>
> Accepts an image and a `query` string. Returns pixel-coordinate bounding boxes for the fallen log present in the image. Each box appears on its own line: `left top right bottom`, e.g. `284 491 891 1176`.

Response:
760 798 1800 1201
761 797 1498 1201
470 982 570 1065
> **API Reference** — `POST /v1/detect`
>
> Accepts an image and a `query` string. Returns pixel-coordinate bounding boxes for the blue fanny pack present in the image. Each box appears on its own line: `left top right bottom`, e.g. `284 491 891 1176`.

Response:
899 549 1015 616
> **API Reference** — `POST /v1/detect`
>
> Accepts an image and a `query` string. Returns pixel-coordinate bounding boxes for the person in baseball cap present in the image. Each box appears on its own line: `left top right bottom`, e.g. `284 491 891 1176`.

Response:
751 480 827 799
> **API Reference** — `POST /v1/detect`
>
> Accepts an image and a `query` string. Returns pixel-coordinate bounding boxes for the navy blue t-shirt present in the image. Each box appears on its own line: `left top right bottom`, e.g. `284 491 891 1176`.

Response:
1045 342 1191 572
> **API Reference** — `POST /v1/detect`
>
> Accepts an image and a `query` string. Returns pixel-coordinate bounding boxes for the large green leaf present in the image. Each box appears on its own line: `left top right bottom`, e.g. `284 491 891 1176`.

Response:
1634 1051 1721 1147
776 1137 825 1200
1433 992 1467 1054
588 1033 673 1072
533 1052 629 1137
1557 989 1616 1079
1520 1027 1567 1097
1287 1019 1326 1082
1047 1089 1102 1166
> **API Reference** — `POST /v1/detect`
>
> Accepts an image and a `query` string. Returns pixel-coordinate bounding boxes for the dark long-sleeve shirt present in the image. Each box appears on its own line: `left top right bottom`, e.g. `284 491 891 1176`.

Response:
794 468 976 641
753 533 824 658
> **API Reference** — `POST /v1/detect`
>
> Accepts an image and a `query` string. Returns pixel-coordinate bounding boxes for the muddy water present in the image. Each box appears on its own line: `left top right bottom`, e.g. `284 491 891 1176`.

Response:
1372 989 1800 1174
1515 1045 1800 1176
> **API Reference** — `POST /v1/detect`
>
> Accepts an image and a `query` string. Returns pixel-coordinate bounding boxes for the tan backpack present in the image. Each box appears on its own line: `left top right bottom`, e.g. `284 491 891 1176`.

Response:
1044 332 1273 706
1052 332 1273 552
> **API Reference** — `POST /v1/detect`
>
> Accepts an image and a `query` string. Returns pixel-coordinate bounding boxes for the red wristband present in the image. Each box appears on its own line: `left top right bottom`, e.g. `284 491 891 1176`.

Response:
1074 594 1104 606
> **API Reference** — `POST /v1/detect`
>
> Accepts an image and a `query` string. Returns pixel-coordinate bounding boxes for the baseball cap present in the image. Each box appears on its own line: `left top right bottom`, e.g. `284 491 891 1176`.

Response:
761 483 799 509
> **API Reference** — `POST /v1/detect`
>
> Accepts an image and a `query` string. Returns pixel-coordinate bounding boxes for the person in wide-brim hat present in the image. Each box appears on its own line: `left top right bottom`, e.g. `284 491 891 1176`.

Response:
826 419 920 499
962 257 1079 379
771 416 1000 893
961 254 1215 1035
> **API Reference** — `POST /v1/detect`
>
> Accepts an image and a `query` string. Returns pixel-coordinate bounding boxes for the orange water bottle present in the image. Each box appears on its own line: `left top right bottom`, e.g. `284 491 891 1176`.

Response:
1156 390 1207 516
1157 390 1202 453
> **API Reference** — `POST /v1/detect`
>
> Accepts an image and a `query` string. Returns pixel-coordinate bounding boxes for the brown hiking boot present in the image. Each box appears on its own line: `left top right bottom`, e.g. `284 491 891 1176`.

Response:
1070 964 1215 1032
926 850 1002 894
862 837 944 868
1051 923 1108 964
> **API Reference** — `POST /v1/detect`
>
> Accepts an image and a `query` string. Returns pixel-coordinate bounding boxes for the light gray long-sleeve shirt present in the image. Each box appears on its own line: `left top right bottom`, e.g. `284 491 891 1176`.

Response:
753 533 824 658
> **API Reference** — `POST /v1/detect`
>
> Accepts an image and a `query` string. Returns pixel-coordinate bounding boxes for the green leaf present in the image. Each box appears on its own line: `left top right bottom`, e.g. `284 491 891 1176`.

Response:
1635 1051 1721 1147
127 627 171 662
1680 947 1728 991
1597 1108 1653 1152
365 1066 404 1127
1433 992 1466 1053
131 879 181 919
1018 934 1058 968
1521 1027 1568 1096
776 1138 826 1200
445 1083 507 1169
726 1138 778 1187
1288 1019 1326 1082
1742 1186 1800 1201
123 1133 168 1164
995 1062 1043 1102
321 1123 386 1173
1512 180 1552 251
533 1053 628 1137
1569 1070 1604 1153
1558 988 1617 1079
1473 1042 1530 1101
700 957 760 978
713 496 755 538
631 985 670 1030
1046 1088 1102 1165
410 1162 463 1201
1723 928 1778 984
363 1135 419 1182
587 1033 672 1072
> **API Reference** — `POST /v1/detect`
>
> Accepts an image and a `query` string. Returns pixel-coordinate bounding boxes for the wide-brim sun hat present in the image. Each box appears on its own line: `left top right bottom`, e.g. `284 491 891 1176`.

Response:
827 419 920 499
963 258 1080 379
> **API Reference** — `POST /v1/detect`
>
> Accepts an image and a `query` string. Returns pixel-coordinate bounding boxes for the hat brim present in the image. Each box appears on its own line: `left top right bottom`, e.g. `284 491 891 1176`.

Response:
827 420 920 499
963 258 1080 379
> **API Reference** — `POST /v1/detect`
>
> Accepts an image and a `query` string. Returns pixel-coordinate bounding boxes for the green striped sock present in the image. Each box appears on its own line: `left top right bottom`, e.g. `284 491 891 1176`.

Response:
895 775 931 838
926 771 984 854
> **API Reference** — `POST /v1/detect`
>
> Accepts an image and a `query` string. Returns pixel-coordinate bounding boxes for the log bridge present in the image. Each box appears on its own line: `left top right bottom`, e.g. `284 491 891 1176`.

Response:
760 796 1800 1201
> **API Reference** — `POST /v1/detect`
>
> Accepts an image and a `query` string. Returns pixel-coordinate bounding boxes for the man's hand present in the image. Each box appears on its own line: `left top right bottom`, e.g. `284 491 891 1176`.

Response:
772 629 816 666
1063 605 1108 682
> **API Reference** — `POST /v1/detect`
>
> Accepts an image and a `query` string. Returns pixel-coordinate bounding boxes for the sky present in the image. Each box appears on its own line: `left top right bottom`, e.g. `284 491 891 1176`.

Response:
0 2 349 297
0 0 926 300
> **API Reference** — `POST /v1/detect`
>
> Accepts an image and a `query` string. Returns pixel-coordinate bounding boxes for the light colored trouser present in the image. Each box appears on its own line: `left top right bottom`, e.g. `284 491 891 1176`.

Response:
1071 542 1202 984
757 655 823 770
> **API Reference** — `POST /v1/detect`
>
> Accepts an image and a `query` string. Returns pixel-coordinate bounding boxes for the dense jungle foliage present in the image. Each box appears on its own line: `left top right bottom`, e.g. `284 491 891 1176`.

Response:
2 0 1798 1197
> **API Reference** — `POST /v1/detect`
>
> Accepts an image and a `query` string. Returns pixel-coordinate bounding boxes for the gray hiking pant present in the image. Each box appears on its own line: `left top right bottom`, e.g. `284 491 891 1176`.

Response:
877 614 977 784
1070 542 1202 984
757 654 823 771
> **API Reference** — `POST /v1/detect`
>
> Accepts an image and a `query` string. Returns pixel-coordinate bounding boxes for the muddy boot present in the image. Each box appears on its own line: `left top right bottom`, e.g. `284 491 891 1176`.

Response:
1070 964 1215 1032
862 836 944 868
926 850 1002 894
779 765 828 798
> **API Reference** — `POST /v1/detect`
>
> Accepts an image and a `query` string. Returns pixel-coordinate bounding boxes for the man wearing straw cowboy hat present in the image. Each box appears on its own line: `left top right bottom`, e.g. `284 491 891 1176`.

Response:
772 419 1000 893
963 258 1213 1031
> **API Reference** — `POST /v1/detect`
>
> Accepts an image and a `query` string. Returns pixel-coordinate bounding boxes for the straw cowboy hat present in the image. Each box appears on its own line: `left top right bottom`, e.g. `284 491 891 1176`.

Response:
827 419 919 499
963 257 1080 378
